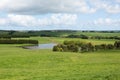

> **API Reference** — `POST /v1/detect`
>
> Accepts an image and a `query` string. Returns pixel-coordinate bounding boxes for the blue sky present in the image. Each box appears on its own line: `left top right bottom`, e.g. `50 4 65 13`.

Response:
0 0 120 30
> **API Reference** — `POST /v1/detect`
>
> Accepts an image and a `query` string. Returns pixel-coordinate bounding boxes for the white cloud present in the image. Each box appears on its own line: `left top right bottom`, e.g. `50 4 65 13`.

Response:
0 14 77 27
0 0 8 10
0 0 98 14
89 0 120 14
0 0 120 14
106 4 120 13
116 0 120 3
0 18 8 26
94 18 120 26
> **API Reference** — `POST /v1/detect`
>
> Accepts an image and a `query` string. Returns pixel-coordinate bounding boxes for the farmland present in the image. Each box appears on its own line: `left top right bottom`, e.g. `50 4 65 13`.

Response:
0 31 120 80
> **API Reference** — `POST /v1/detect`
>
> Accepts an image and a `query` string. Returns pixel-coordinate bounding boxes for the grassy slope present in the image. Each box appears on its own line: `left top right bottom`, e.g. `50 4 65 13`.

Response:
1 36 120 80
0 44 120 80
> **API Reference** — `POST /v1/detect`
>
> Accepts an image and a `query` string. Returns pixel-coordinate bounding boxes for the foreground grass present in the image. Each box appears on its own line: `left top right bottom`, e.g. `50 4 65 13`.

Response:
0 44 120 80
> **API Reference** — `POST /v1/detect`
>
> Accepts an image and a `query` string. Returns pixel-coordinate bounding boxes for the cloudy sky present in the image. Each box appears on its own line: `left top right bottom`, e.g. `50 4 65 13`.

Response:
0 0 120 30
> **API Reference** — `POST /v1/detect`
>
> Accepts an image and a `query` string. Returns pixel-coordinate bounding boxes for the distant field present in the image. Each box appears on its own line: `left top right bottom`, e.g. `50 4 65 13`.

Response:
37 31 120 37
74 32 120 37
0 44 120 80
10 31 120 44
1 30 119 38
13 37 116 45
38 31 120 37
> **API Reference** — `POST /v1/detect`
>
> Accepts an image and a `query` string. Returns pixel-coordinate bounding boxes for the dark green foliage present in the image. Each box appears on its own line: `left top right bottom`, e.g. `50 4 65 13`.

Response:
0 30 120 39
53 40 119 53
81 44 88 52
58 44 68 52
80 43 94 52
67 44 79 52
67 34 120 40
53 46 60 51
0 40 38 44
99 44 107 50
95 45 101 51
0 31 30 38
54 41 90 52
106 44 114 49
86 43 94 51
79 34 89 39
66 34 89 39
91 36 120 40
114 41 120 49
53 44 64 52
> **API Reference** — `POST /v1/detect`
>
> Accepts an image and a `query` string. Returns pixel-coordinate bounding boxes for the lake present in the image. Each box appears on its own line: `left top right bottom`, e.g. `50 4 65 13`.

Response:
23 43 57 49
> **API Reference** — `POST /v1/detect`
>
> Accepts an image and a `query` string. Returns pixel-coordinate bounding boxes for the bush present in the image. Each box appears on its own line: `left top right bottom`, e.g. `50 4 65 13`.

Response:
99 44 107 50
95 45 101 51
81 44 88 52
86 43 94 51
67 44 79 52
106 44 114 49
114 41 120 49
80 43 94 52
53 40 119 53
53 46 60 51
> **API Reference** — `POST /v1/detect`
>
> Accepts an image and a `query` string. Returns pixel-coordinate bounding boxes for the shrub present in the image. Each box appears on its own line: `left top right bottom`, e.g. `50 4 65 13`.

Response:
53 40 119 53
53 46 60 51
99 44 107 50
114 41 120 49
67 44 79 52
81 44 88 52
106 44 114 49
86 43 94 51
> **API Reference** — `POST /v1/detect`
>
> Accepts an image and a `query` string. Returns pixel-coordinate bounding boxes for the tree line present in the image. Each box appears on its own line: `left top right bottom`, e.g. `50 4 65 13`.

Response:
1 30 119 38
0 39 38 44
66 34 120 40
53 41 120 52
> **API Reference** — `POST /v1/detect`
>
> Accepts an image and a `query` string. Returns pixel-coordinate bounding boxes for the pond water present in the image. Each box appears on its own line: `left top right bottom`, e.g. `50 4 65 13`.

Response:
23 43 57 49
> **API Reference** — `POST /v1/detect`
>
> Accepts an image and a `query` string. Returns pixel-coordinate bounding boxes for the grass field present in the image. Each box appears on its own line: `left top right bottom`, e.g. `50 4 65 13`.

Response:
14 37 116 45
75 32 120 37
36 31 120 37
0 37 120 80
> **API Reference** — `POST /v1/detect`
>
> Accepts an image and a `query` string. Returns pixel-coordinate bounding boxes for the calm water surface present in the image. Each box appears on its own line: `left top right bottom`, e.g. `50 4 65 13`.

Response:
24 43 56 49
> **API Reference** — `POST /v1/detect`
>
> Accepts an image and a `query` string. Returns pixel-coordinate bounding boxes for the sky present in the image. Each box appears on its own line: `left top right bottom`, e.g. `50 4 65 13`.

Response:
0 0 120 31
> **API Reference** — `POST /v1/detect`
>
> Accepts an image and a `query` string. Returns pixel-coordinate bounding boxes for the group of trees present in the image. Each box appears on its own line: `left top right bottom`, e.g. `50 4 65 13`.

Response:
0 31 30 39
91 36 120 40
66 34 120 40
66 34 88 39
0 39 38 44
0 30 120 39
0 30 76 38
53 41 120 52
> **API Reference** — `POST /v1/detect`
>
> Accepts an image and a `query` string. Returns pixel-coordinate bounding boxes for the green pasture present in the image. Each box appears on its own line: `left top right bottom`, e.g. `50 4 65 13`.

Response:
0 36 120 80
0 44 120 80
75 32 120 37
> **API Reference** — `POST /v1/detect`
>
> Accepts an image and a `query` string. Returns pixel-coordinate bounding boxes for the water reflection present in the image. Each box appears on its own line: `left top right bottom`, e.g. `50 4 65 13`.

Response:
23 43 56 49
